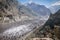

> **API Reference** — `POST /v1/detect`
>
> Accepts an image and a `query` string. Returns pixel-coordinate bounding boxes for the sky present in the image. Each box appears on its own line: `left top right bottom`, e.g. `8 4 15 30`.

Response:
18 0 60 8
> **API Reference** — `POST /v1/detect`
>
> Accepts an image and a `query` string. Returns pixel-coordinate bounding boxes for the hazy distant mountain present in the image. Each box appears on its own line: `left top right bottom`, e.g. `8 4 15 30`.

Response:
18 5 41 18
49 1 60 13
50 5 60 14
26 3 51 17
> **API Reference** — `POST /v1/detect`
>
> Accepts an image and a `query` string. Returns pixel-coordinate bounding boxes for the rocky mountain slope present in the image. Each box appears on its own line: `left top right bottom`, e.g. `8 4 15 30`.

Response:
44 9 60 28
42 9 60 40
0 0 39 23
0 0 20 23
25 10 60 40
0 0 47 40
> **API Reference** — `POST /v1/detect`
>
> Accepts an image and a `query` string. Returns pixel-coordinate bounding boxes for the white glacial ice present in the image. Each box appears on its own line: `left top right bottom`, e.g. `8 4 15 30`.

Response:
2 23 35 37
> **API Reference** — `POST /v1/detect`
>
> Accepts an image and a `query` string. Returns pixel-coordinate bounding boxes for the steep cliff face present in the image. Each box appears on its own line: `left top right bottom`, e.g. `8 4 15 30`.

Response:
43 9 60 39
45 9 60 27
0 0 20 23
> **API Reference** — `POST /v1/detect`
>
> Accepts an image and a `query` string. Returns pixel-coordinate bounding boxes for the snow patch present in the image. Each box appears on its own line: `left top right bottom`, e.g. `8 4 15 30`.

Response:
51 1 60 6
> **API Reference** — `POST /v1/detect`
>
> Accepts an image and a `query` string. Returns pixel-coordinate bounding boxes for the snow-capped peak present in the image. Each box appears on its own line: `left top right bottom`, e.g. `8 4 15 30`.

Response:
51 1 60 6
28 0 33 4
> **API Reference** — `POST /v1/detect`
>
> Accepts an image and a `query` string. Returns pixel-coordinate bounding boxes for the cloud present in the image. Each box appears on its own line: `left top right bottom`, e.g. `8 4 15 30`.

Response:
51 1 60 6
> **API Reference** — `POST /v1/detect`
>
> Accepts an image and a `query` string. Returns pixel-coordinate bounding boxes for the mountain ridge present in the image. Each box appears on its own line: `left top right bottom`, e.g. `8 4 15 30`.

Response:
26 2 51 17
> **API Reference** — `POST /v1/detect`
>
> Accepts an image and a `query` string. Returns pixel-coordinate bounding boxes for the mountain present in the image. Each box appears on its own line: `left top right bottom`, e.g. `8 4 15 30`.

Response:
49 1 60 13
44 9 60 29
18 5 41 19
0 0 40 23
26 3 51 17
25 10 60 40
50 5 60 14
40 9 60 40
0 0 50 40
0 0 44 32
0 0 46 40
